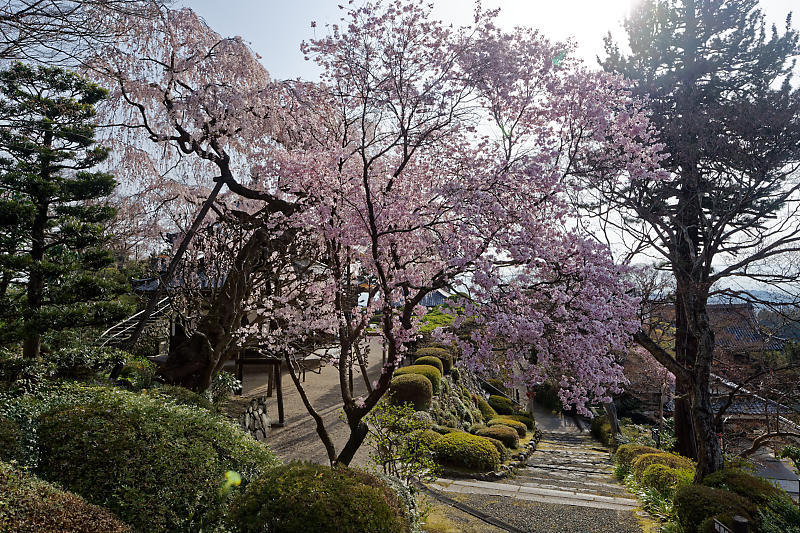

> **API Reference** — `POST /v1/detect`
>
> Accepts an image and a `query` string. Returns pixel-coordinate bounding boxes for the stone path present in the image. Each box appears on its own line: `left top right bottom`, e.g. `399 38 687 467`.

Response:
428 405 644 532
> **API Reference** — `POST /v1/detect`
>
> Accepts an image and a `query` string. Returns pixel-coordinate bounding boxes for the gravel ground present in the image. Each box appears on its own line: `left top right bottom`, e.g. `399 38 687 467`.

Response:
449 493 644 533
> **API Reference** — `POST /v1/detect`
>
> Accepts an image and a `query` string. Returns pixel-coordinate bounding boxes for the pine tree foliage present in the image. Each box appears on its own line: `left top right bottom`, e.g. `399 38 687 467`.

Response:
0 63 129 359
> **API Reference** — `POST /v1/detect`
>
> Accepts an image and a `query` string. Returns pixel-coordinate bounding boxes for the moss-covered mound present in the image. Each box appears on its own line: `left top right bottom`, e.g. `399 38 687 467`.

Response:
631 452 694 481
432 432 501 472
394 364 442 393
487 417 527 437
388 374 433 411
701 468 787 506
476 396 497 419
35 386 278 533
499 413 535 430
673 484 754 533
488 395 515 415
0 461 132 533
228 462 410 533
640 464 692 495
413 356 443 374
615 444 660 468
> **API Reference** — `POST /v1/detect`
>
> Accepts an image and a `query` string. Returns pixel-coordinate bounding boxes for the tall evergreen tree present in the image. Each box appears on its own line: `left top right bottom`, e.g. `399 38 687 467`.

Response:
0 63 127 359
593 0 800 478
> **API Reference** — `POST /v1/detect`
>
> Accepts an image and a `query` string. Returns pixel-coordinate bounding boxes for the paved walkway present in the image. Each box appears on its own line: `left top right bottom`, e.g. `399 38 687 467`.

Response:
430 404 644 533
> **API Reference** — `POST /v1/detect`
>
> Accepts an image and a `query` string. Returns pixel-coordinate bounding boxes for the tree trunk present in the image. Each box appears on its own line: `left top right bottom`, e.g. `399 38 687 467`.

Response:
335 417 369 467
603 401 621 435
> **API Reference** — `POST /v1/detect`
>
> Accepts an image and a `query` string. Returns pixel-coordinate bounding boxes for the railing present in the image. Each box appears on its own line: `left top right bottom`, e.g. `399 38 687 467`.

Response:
713 516 749 533
96 297 170 347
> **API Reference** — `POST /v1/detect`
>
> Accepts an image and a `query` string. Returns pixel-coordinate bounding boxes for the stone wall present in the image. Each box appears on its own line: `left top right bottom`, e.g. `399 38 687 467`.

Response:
239 396 270 442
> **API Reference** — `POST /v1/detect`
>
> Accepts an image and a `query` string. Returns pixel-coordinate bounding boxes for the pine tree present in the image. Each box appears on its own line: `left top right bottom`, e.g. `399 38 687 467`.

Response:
0 62 128 359
598 0 800 478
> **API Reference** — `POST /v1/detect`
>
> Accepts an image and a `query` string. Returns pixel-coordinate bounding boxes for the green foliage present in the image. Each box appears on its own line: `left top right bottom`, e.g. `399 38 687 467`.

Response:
487 417 527 437
640 464 693 496
209 370 242 408
632 452 695 481
228 462 410 533
388 374 433 411
482 436 509 462
590 415 617 448
533 383 563 412
34 385 278 533
450 367 460 381
0 461 132 533
475 425 519 449
365 400 439 484
476 396 497 420
500 413 534 430
779 446 800 476
468 423 486 434
673 484 754 533
116 355 157 391
701 468 786 507
482 378 508 395
418 308 456 335
488 394 514 415
48 345 129 379
413 356 443 374
615 444 661 468
395 364 442 394
431 424 464 435
144 384 214 411
431 432 501 472
757 494 800 533
414 347 453 374
0 415 21 462
0 63 131 358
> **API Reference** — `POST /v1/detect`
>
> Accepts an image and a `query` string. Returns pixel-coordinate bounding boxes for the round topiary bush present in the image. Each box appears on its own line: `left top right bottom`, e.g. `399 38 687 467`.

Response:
0 415 21 462
388 374 433 411
673 484 754 533
501 413 535 430
487 417 527 437
640 464 690 495
0 461 132 533
35 386 278 533
394 364 442 394
413 429 442 449
701 468 788 506
228 462 410 533
414 347 453 374
476 425 519 449
413 356 443 374
482 437 509 462
488 395 515 415
632 452 695 481
468 423 486 434
615 444 661 468
476 396 497 420
432 432 501 472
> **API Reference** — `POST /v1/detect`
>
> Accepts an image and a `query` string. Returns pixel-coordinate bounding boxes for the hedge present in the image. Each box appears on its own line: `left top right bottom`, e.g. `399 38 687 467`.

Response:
476 425 519 449
701 468 787 506
388 374 433 411
228 462 410 533
501 413 535 430
394 364 442 394
488 395 515 415
487 417 527 437
640 464 692 495
144 384 214 411
615 444 661 468
0 415 21 462
432 432 501 472
431 425 465 435
0 461 132 533
413 429 443 449
673 484 754 533
413 356 443 374
482 437 510 462
590 415 616 448
414 347 453 374
632 452 695 481
35 386 279 533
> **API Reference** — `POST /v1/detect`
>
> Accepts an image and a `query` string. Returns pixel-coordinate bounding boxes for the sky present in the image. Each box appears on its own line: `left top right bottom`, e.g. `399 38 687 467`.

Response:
179 0 798 81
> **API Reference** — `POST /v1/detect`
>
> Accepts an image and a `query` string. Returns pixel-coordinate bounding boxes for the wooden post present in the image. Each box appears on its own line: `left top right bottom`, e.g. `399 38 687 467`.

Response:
266 364 274 397
274 363 285 426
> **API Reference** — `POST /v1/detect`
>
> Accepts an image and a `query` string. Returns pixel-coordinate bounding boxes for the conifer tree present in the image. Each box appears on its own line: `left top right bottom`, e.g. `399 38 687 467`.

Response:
0 63 126 359
595 0 800 478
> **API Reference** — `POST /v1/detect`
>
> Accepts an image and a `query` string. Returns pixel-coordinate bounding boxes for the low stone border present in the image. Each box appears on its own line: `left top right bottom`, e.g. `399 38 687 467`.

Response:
439 427 543 481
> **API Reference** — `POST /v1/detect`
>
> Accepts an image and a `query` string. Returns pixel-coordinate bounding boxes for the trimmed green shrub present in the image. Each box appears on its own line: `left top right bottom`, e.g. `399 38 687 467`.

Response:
590 415 617 448
488 395 515 415
431 425 464 435
413 356 443 374
145 384 214 411
228 462 409 533
476 396 497 420
615 444 661 468
35 386 278 533
476 425 519 449
487 417 527 437
757 494 800 533
49 346 129 379
388 374 433 411
0 461 132 533
395 364 442 394
413 429 443 449
701 468 787 506
414 347 453 374
432 432 501 472
640 464 691 495
482 437 509 462
673 484 754 533
632 452 694 481
468 423 486 434
0 416 21 462
501 413 535 430
483 378 508 395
